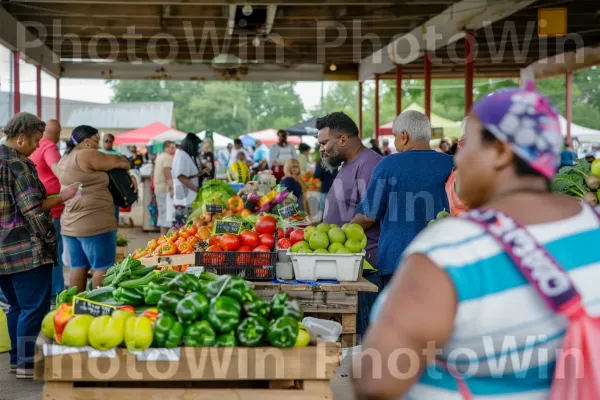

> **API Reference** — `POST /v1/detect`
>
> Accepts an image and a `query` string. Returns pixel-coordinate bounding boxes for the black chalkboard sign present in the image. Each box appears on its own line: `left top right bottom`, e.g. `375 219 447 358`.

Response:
205 204 223 213
214 220 243 235
73 296 116 317
278 204 298 219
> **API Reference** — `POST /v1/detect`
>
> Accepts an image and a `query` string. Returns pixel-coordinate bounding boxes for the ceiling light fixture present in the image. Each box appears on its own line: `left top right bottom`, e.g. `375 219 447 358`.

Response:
329 64 337 72
252 36 261 47
242 3 253 16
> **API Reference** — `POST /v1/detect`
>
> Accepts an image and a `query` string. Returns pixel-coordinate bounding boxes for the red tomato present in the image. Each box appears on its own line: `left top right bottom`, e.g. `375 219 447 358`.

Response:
208 235 221 247
255 215 277 235
219 234 241 251
258 233 275 250
277 238 292 250
276 227 284 239
235 247 252 265
289 229 305 245
239 230 259 249
238 245 252 252
253 245 270 252
253 245 272 267
202 245 225 266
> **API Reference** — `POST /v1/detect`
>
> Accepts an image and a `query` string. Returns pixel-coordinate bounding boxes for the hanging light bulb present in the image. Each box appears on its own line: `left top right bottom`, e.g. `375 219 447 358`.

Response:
329 64 337 72
252 36 261 47
242 3 253 16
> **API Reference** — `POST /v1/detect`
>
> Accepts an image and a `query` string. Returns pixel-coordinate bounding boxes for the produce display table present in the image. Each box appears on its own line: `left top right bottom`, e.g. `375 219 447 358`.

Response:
35 335 340 400
253 278 378 347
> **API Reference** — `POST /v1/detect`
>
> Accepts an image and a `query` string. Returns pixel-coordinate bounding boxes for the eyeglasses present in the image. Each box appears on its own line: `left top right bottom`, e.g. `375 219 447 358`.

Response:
104 140 113 143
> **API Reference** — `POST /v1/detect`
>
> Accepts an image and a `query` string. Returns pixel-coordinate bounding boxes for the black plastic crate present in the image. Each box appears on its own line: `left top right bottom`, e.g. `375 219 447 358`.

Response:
194 250 277 280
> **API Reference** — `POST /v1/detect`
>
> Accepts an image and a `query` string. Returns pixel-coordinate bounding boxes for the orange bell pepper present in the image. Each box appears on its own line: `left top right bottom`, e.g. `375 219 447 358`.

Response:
141 308 159 323
165 230 179 242
147 239 159 251
132 248 149 260
186 224 198 236
157 235 168 245
153 242 167 256
161 243 177 256
228 196 244 212
178 228 190 240
118 305 136 313
175 237 185 247
177 241 193 254
53 303 74 344
187 236 199 247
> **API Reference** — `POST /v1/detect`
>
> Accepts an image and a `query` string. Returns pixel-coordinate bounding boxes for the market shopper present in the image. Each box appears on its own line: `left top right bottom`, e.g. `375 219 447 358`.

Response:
317 112 382 338
269 130 297 181
153 141 176 234
313 160 338 216
0 113 78 379
280 159 308 212
229 139 250 167
29 119 68 302
297 143 312 172
99 134 122 156
353 86 599 399
57 125 132 291
352 110 453 288
171 133 205 228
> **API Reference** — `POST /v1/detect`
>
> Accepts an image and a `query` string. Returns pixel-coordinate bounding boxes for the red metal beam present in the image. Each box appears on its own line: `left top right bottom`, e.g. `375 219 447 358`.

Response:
465 31 474 116
13 51 20 115
395 66 402 116
374 74 380 139
424 52 432 119
36 65 42 119
56 78 60 123
358 81 363 139
566 72 572 146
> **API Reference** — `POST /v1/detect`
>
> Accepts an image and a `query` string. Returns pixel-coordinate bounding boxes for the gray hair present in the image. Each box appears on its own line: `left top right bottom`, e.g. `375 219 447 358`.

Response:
2 112 45 138
392 110 431 141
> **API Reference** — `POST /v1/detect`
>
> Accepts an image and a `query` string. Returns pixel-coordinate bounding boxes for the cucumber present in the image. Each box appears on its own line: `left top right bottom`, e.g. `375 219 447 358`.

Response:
131 265 157 276
200 271 219 281
85 287 117 303
118 271 159 289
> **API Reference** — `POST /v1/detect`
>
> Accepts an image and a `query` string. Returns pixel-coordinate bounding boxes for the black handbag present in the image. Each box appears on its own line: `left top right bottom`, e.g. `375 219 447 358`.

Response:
107 169 138 208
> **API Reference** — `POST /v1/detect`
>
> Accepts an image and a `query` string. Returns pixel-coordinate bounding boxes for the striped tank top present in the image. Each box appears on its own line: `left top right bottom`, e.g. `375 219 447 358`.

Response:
372 202 600 399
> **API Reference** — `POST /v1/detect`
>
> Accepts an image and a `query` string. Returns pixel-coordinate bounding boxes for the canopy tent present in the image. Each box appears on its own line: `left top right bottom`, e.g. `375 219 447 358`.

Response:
378 103 462 138
286 117 319 136
242 129 301 147
114 122 182 145
561 116 600 142
147 129 186 145
197 130 234 152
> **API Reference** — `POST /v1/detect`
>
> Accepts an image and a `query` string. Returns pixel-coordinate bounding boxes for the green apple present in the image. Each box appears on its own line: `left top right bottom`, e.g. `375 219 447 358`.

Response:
41 310 57 339
329 224 339 230
313 248 329 254
345 239 363 253
124 316 154 351
291 241 305 253
309 231 330 250
345 224 365 241
328 228 346 244
304 226 317 242
316 223 332 234
298 242 313 253
360 234 367 250
88 315 125 351
329 243 345 253
62 315 94 347
341 223 349 232
337 247 353 254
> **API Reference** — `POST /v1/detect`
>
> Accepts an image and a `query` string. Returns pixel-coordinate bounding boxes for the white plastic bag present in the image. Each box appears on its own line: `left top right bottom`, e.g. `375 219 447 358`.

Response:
302 317 342 343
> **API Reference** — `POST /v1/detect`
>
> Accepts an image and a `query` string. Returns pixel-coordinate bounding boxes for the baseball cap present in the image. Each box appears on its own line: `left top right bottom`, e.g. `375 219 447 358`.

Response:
472 83 562 179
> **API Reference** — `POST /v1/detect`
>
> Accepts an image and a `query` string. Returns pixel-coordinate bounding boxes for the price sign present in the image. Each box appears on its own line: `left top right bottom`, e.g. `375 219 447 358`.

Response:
278 204 298 219
205 204 223 213
214 220 243 235
73 297 116 317
184 266 204 278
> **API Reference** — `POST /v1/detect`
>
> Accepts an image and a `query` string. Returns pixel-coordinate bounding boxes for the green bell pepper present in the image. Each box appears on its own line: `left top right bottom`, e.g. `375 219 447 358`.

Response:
215 331 238 347
207 276 249 303
207 295 242 333
243 299 271 320
112 287 145 306
267 316 299 348
196 280 210 296
271 300 304 321
184 320 216 347
236 316 269 347
153 313 184 348
143 282 169 305
167 273 201 294
242 288 260 304
270 292 288 319
175 292 210 324
157 291 185 314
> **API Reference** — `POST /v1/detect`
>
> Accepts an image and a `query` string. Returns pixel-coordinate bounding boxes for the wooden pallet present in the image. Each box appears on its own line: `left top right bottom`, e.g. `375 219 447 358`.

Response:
35 336 340 400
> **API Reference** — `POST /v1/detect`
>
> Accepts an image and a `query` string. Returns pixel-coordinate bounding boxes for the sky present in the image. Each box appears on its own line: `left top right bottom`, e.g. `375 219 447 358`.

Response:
0 45 334 113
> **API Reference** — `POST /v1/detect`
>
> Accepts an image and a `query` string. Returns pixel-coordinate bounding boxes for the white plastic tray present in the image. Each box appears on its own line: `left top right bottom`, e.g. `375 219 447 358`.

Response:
287 250 365 281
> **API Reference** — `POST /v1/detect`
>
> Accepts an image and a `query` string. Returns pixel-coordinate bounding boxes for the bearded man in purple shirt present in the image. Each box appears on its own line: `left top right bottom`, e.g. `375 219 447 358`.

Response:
316 112 382 339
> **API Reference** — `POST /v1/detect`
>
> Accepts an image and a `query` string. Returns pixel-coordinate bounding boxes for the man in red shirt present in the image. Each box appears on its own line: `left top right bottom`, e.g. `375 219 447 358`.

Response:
29 119 66 301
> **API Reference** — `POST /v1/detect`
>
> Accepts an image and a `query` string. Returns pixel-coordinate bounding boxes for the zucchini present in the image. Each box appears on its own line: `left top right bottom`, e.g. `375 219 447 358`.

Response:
118 271 159 289
102 274 115 287
85 287 116 303
200 271 219 282
131 265 157 276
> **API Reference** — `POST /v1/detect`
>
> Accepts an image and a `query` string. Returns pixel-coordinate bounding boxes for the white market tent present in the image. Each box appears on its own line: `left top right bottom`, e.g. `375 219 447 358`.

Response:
147 129 186 145
196 130 234 153
561 116 600 142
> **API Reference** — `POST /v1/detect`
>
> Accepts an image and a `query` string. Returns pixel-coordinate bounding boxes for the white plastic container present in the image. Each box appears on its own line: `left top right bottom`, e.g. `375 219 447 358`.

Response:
275 262 294 280
302 317 343 343
277 249 291 263
288 251 365 281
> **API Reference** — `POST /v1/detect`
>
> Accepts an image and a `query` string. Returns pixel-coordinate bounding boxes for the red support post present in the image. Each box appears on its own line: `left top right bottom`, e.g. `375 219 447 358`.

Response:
566 72 572 146
56 78 61 123
358 81 363 139
36 65 42 119
424 52 432 119
374 74 380 139
13 51 20 115
395 66 402 116
465 31 474 116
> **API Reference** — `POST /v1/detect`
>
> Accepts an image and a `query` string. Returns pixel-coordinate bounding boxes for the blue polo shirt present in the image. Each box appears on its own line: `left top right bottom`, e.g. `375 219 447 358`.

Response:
356 150 454 276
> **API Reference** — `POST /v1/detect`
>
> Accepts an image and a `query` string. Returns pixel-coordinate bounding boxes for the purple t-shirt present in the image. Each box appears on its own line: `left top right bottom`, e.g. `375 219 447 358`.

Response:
323 148 382 268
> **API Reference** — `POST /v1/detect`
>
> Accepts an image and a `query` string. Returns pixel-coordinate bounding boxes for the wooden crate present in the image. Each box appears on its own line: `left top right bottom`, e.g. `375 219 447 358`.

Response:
35 336 340 400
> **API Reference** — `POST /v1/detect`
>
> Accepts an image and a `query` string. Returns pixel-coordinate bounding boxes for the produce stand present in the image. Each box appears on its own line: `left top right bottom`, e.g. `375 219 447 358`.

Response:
35 334 340 400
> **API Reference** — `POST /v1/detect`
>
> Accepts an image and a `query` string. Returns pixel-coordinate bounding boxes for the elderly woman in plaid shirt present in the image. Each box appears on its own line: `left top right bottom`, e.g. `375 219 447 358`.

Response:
0 113 78 379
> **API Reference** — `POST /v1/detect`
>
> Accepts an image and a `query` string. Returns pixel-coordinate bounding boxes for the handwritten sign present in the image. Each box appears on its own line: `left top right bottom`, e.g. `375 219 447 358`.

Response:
214 220 243 235
278 204 298 219
184 266 204 278
205 204 223 213
73 297 116 317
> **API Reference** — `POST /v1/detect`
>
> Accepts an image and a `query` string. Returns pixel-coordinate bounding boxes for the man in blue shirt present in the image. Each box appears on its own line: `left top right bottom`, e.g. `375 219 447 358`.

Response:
353 110 454 287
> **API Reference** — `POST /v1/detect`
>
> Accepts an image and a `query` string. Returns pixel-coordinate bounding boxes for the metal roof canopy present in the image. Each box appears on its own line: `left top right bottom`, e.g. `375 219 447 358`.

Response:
2 0 599 81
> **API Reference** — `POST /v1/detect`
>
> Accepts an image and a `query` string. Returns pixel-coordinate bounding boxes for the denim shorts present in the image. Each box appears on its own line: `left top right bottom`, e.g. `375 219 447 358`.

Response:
63 231 117 271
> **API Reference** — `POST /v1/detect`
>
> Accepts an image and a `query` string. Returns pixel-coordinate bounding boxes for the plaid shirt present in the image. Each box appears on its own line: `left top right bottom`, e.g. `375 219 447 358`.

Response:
0 144 57 275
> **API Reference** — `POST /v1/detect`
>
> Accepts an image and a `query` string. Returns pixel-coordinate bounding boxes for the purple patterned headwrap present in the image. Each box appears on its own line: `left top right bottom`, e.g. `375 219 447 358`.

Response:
472 83 562 179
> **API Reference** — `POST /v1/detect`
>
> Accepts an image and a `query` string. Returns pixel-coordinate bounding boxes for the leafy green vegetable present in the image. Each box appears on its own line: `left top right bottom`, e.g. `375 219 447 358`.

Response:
551 161 592 198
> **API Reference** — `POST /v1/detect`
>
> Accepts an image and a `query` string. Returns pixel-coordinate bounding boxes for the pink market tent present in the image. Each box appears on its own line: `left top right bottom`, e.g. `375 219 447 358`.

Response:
114 122 185 145
244 129 301 147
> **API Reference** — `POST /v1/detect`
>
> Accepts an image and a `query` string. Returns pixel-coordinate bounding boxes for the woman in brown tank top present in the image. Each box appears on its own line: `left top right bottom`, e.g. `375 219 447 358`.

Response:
56 125 131 291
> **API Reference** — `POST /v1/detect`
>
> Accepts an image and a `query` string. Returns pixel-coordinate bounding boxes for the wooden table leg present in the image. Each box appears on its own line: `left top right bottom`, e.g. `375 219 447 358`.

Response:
340 313 357 347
